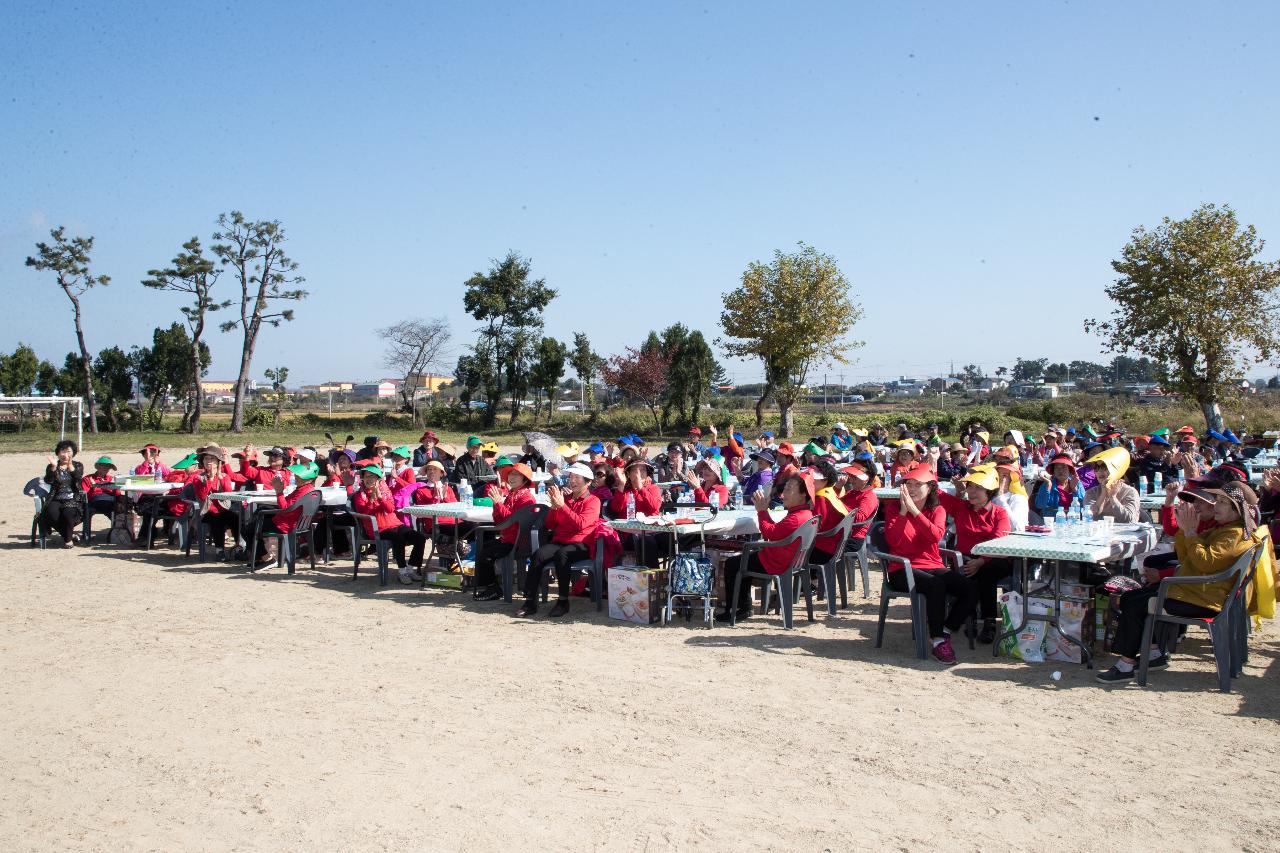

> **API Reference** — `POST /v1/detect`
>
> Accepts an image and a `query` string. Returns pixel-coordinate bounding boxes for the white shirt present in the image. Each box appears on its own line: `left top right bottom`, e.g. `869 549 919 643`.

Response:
993 492 1029 532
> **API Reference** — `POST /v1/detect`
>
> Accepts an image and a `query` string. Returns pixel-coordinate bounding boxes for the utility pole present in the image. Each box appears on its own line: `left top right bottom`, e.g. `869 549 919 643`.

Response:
838 372 845 410
823 373 828 411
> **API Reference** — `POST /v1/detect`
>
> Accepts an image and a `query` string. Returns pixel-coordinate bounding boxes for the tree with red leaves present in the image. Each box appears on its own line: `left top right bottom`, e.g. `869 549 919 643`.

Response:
600 347 672 434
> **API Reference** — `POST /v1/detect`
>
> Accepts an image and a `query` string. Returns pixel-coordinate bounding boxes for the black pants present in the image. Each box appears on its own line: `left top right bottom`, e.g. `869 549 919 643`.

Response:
87 495 116 520
1142 550 1180 573
721 552 770 611
888 568 976 638
475 539 515 587
626 532 671 568
526 542 590 602
380 526 425 569
41 499 83 541
1112 585 1217 658
203 511 240 548
971 557 1014 621
316 512 353 555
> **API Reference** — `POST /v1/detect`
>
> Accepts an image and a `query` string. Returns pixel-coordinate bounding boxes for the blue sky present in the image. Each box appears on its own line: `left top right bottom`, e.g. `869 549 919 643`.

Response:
3 1 1278 386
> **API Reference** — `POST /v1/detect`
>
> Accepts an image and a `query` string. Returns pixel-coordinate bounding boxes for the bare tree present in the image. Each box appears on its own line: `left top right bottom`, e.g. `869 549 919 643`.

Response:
380 317 453 417
26 227 110 433
212 212 306 433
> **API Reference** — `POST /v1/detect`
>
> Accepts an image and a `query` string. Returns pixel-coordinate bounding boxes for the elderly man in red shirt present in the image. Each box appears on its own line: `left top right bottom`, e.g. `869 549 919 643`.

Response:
521 463 600 618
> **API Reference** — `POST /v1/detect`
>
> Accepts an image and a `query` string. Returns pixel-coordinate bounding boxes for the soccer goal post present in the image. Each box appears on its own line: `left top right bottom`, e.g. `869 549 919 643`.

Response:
0 397 84 448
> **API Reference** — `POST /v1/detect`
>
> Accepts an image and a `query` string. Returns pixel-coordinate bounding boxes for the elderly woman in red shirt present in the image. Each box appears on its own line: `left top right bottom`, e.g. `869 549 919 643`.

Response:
716 471 817 623
472 462 538 601
609 459 667 565
938 466 1012 644
188 445 242 558
521 463 601 618
351 464 426 584
882 465 976 664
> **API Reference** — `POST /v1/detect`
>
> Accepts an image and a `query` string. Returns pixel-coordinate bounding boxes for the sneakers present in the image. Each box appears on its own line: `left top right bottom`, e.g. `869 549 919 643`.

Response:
548 599 570 618
1095 664 1135 684
931 637 957 665
397 567 417 585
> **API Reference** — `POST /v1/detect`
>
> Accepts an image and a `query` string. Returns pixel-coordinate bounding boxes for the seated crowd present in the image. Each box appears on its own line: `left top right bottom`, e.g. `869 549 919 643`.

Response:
35 417 1276 679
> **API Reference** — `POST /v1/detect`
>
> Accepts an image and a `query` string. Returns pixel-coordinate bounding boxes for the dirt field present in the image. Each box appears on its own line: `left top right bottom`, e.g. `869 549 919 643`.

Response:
2 449 1278 852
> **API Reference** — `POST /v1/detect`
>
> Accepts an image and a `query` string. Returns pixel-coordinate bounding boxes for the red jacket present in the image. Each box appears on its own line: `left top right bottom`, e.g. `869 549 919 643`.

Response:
388 465 417 492
236 460 293 491
412 481 458 530
608 483 662 518
882 500 945 571
490 487 537 544
351 487 401 538
840 487 879 542
269 482 316 535
938 492 1010 556
82 471 117 501
692 483 729 507
547 492 601 544
190 472 238 515
757 507 816 574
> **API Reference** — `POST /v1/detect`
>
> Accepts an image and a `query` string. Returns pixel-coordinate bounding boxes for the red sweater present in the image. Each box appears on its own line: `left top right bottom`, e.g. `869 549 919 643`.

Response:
350 487 401 538
236 460 293 491
840 487 879 542
490 487 537 544
190 472 238 515
82 471 117 501
691 483 729 507
938 492 1010 556
608 483 662 517
271 482 316 535
812 491 849 556
412 481 458 529
387 465 417 492
882 500 945 571
757 507 816 573
547 493 601 544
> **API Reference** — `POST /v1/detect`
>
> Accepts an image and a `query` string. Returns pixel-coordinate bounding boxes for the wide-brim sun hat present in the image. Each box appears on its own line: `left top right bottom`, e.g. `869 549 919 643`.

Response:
564 462 594 480
509 462 535 485
94 456 116 470
197 443 228 463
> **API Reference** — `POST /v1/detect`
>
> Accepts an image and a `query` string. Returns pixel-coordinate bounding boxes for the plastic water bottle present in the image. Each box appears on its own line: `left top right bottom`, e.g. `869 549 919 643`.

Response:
626 492 636 520
1053 508 1066 537
1153 471 1163 492
1081 505 1094 535
709 490 720 510
731 483 743 509
459 479 472 504
537 480 545 495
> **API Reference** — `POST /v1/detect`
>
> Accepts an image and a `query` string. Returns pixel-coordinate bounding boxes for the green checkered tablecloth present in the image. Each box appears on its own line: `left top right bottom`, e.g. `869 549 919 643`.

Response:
401 502 495 523
874 482 956 499
971 524 1158 563
609 508 772 537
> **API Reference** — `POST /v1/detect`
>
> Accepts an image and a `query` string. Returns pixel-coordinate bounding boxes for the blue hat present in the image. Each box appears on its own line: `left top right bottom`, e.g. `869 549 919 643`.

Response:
731 432 744 444
1066 428 1076 435
1082 441 1102 452
1223 429 1242 445
856 451 874 461
631 434 645 446
1207 430 1227 442
705 447 722 458
587 442 605 454
1148 435 1171 447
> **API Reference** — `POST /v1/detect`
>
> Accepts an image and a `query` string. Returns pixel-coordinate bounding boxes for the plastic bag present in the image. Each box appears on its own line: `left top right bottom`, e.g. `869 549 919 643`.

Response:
996 591 1049 662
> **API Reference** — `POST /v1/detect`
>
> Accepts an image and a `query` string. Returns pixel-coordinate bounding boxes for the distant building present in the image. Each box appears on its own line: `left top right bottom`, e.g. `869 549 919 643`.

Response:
352 379 402 399
404 373 453 395
886 378 926 397
976 377 1009 393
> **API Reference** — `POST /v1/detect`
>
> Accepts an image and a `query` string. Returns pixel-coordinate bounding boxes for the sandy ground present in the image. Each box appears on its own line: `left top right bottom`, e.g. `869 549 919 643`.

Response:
2 449 1279 852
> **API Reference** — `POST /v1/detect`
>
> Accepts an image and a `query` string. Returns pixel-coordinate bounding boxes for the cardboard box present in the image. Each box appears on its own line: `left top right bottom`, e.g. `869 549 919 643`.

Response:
607 567 666 624
424 570 463 589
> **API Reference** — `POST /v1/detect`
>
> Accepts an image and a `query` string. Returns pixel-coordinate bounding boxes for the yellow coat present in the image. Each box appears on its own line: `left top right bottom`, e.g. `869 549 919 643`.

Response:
1171 524 1255 612
1248 527 1275 620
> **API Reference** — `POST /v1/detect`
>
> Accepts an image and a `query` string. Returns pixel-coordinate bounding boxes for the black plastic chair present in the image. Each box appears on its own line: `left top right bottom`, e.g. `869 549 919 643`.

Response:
868 522 975 659
141 483 196 551
729 516 820 628
474 503 548 602
349 508 393 585
81 498 117 545
539 537 606 611
1137 542 1262 692
250 491 324 574
806 512 861 615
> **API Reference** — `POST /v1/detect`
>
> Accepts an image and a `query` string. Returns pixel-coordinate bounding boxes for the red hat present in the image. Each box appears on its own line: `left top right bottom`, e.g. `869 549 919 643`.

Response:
1175 425 1196 435
901 464 937 483
776 442 797 459
232 449 259 460
1179 434 1199 444
285 446 298 459
420 430 438 442
688 426 702 435
1046 453 1076 472
508 462 535 486
139 443 161 456
794 470 817 505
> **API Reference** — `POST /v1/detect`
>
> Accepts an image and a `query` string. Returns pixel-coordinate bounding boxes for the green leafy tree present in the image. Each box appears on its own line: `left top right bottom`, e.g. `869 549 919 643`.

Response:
1012 358 1047 382
143 236 230 434
462 252 556 426
25 227 110 432
212 212 307 432
35 360 61 397
719 242 863 437
0 344 39 396
1086 203 1280 429
131 324 210 430
1044 362 1070 383
93 346 135 432
529 337 568 423
657 325 720 428
569 332 601 410
263 365 290 427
